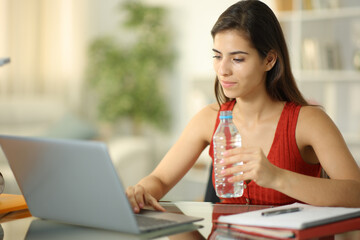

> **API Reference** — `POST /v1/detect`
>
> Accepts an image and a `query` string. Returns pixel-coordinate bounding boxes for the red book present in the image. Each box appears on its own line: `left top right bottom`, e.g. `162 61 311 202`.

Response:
215 203 360 239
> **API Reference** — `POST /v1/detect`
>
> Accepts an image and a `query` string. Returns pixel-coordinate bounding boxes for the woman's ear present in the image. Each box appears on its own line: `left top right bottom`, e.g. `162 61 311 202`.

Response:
265 50 277 71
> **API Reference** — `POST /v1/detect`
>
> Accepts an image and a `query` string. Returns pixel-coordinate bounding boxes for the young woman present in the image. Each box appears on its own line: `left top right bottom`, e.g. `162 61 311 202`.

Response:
126 0 360 212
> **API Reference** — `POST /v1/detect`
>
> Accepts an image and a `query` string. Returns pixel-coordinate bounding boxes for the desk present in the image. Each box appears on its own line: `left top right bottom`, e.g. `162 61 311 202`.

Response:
0 202 359 239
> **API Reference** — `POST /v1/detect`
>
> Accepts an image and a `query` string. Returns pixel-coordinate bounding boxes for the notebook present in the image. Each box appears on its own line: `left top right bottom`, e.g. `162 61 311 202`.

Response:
216 202 360 239
0 135 203 234
218 202 360 230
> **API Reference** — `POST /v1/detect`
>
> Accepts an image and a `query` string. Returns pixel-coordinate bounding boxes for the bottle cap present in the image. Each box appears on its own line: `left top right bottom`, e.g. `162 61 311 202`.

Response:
219 111 233 119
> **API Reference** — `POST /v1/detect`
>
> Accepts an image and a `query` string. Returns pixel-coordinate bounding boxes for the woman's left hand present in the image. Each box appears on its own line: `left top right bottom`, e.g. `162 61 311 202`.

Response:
221 146 281 189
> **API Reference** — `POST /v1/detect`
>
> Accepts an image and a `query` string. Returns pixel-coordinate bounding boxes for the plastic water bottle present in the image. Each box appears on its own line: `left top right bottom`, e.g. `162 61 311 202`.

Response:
213 110 244 198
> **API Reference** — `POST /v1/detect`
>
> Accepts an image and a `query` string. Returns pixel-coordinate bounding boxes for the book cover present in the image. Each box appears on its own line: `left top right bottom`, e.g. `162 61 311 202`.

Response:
0 194 28 214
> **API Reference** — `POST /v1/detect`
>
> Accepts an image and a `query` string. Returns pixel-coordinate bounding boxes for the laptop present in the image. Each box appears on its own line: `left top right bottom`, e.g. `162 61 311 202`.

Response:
0 135 203 234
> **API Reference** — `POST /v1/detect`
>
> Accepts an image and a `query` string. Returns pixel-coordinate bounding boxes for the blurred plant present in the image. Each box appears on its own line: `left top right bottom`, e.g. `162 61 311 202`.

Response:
86 0 175 134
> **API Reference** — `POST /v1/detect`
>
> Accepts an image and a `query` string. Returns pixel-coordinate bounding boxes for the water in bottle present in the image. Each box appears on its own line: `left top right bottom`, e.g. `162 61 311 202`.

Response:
213 110 244 198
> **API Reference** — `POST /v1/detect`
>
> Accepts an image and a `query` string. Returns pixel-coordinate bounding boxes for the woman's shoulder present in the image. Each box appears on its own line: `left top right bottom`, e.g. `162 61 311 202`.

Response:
298 105 329 122
205 102 220 112
192 101 238 125
297 105 339 142
195 103 219 120
183 103 219 144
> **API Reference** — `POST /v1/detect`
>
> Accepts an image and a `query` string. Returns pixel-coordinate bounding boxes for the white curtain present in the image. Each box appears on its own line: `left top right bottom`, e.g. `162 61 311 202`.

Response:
0 0 86 109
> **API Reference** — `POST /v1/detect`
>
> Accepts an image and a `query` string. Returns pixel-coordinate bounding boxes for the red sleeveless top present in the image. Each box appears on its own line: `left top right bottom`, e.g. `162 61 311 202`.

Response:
209 100 321 205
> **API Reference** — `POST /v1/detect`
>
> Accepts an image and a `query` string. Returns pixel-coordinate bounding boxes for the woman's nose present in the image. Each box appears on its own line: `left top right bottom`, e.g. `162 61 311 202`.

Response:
218 59 231 76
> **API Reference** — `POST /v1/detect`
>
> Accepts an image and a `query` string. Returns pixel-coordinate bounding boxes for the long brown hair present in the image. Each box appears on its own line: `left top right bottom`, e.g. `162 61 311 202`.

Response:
211 0 308 106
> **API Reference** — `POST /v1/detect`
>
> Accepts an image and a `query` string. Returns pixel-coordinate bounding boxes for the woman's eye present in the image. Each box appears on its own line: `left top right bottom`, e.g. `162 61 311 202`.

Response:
212 55 221 59
233 58 244 63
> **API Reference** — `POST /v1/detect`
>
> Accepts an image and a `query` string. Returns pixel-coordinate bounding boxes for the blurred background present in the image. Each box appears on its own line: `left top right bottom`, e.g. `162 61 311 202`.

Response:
0 0 360 201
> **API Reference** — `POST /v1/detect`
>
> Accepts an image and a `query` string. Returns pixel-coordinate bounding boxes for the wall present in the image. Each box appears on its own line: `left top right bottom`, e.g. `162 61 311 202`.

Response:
1 0 358 200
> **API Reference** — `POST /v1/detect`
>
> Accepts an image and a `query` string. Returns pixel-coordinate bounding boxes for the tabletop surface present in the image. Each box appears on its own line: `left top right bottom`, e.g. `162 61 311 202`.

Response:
0 201 359 240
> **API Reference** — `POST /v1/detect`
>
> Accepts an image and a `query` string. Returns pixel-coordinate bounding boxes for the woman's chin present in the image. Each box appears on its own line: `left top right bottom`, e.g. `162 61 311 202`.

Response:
223 90 238 99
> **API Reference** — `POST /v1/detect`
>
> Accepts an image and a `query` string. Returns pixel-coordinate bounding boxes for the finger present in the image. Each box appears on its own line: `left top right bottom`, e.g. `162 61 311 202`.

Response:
221 164 244 176
125 186 134 198
223 146 257 157
133 186 146 212
223 148 241 157
223 150 262 165
223 154 246 165
126 187 141 213
228 170 253 183
223 161 256 180
145 194 166 212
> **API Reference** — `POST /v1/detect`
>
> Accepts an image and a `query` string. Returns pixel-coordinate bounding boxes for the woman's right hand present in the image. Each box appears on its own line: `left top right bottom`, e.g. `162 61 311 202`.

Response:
126 184 166 213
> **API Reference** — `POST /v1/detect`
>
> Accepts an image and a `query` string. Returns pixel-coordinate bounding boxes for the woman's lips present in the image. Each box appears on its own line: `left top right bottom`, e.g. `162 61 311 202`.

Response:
221 80 237 88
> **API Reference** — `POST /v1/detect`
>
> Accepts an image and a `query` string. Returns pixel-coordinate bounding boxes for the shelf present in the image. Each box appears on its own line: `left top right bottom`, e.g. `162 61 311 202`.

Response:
277 6 360 22
296 70 360 83
301 7 360 21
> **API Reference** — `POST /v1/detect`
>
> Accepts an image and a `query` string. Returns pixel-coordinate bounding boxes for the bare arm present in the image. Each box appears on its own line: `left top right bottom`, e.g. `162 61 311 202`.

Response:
126 104 218 212
274 106 360 207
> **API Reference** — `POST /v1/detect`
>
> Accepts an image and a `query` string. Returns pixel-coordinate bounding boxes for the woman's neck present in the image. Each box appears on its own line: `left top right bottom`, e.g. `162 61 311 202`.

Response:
233 96 284 124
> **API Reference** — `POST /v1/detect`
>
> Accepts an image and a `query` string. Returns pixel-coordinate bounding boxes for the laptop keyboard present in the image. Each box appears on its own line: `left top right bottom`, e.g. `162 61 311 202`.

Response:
135 214 179 231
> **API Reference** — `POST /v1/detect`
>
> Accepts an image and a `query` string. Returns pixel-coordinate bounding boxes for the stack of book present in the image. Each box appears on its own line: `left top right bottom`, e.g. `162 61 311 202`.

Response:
213 203 360 239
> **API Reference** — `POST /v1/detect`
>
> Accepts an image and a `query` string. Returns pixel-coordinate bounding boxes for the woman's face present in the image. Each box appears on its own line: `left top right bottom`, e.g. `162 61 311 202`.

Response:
213 30 270 100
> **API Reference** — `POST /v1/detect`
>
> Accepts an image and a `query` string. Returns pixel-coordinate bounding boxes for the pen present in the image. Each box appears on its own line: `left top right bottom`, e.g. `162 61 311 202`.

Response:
261 207 303 217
